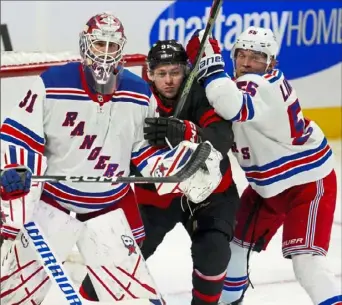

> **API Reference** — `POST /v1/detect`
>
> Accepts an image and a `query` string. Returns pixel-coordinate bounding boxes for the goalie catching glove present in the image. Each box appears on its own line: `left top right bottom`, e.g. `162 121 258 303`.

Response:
146 140 223 203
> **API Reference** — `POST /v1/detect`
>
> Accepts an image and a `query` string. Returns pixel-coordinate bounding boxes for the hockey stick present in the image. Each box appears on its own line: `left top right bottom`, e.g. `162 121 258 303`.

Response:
21 221 158 305
173 0 223 118
28 141 211 184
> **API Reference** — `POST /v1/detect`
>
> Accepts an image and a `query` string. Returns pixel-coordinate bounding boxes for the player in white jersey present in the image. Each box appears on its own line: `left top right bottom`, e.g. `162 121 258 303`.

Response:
186 27 341 305
0 13 223 304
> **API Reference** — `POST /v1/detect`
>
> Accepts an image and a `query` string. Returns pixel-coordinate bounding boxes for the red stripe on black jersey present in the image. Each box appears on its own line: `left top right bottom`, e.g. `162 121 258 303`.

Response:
199 109 222 127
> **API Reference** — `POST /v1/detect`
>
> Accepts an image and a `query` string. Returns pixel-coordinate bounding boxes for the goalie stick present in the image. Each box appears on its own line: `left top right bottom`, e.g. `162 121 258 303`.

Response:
26 141 211 184
173 0 223 118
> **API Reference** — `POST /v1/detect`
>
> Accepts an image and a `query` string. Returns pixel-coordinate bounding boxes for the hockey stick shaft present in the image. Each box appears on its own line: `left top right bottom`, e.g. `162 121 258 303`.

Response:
173 0 223 118
29 142 211 183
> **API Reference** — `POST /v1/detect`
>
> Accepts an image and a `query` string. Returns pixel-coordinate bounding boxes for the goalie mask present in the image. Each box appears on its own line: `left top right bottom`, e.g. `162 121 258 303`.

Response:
231 26 279 74
80 12 127 94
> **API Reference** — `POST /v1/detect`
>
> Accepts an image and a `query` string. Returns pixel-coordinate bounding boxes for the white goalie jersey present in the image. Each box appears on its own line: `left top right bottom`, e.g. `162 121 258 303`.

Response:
0 62 176 214
205 69 334 198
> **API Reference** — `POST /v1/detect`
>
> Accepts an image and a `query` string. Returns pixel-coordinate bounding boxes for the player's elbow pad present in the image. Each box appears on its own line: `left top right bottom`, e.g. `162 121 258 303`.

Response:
205 77 243 121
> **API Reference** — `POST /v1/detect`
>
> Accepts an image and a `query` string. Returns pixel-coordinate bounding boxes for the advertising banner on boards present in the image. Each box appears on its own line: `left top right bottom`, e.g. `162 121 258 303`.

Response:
150 1 342 80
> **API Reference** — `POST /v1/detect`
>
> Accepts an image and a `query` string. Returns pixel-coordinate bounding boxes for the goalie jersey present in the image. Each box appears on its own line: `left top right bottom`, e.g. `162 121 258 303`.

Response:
205 69 334 198
0 62 173 214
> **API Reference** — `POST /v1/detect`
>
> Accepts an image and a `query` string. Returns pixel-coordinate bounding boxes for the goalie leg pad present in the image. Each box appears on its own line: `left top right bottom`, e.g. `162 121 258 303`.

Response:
76 189 145 243
77 208 162 302
0 237 50 305
0 202 84 305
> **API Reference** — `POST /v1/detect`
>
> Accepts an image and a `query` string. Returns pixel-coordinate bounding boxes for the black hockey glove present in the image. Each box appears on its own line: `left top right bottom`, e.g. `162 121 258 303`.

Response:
144 117 201 147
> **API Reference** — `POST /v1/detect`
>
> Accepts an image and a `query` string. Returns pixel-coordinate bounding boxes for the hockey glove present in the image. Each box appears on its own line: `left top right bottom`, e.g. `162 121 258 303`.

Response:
186 29 225 82
147 141 223 203
0 165 32 200
144 117 201 148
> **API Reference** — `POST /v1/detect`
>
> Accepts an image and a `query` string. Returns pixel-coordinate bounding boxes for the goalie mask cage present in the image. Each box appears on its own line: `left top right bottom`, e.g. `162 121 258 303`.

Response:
0 51 148 79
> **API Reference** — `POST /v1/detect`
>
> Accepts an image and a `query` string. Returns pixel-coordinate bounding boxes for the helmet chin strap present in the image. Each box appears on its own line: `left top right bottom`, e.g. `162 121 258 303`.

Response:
265 64 271 73
232 60 237 78
264 54 273 72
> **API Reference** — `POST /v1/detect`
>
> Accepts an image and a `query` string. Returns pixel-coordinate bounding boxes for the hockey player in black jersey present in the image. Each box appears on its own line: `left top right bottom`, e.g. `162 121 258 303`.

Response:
80 40 240 305
137 40 240 305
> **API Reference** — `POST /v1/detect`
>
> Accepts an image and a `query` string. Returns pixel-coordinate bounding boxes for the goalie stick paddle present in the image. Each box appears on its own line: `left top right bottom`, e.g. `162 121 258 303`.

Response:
173 0 223 118
28 141 212 184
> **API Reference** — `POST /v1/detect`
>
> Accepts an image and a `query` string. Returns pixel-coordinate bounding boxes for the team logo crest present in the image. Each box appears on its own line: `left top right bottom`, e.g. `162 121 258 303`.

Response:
154 163 168 177
20 233 29 248
121 235 137 256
